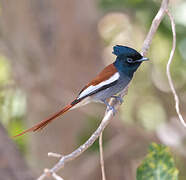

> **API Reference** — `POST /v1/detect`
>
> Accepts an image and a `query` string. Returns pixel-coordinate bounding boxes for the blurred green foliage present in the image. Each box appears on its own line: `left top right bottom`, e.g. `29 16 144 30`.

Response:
0 55 27 152
0 55 11 85
137 143 178 180
99 0 157 11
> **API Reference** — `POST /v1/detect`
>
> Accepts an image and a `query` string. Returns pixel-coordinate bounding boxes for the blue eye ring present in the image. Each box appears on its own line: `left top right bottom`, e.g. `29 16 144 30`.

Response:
127 58 134 63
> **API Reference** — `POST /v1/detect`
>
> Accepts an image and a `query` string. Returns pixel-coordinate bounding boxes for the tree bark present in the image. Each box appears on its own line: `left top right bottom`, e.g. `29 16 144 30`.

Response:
0 123 35 180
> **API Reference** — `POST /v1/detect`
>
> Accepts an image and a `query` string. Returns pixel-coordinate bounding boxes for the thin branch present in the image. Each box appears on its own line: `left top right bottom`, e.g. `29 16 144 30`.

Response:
48 152 63 158
99 133 106 180
37 0 170 179
52 172 64 180
37 96 124 180
141 0 169 56
166 10 186 127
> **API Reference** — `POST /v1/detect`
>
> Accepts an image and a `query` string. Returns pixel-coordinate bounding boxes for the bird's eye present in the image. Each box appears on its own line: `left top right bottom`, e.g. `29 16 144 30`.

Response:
127 58 134 63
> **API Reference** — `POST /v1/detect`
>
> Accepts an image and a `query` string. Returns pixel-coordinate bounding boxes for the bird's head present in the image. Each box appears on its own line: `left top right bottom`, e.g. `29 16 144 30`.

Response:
113 45 149 77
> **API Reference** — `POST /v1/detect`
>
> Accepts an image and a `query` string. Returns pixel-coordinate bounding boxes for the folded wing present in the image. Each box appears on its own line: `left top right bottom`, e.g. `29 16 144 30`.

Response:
76 64 120 101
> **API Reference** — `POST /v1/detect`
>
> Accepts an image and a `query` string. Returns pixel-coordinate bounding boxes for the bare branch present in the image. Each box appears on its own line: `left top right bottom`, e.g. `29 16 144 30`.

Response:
38 169 64 180
48 152 63 158
166 10 186 127
99 133 106 180
37 0 170 179
37 88 128 180
141 0 169 56
52 172 64 180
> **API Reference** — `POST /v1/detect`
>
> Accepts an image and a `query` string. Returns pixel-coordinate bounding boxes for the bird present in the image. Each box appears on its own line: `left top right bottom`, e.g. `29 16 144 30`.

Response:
14 45 149 137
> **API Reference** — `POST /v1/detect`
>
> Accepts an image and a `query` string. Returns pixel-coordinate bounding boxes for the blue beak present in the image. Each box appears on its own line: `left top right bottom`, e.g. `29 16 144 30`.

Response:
136 57 149 62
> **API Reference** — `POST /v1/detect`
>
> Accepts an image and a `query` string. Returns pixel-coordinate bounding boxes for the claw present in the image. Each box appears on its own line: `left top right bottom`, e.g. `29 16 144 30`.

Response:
106 105 116 115
102 100 117 115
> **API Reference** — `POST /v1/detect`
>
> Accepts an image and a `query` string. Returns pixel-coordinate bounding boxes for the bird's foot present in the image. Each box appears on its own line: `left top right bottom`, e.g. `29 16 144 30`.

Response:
102 100 117 115
106 105 116 115
111 95 123 104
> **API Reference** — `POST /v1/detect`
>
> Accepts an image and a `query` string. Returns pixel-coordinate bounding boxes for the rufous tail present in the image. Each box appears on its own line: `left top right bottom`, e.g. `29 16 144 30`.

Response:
14 102 76 137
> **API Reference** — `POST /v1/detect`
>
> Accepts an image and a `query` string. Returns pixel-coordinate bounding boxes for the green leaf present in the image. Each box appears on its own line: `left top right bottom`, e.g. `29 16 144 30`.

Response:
137 143 179 180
